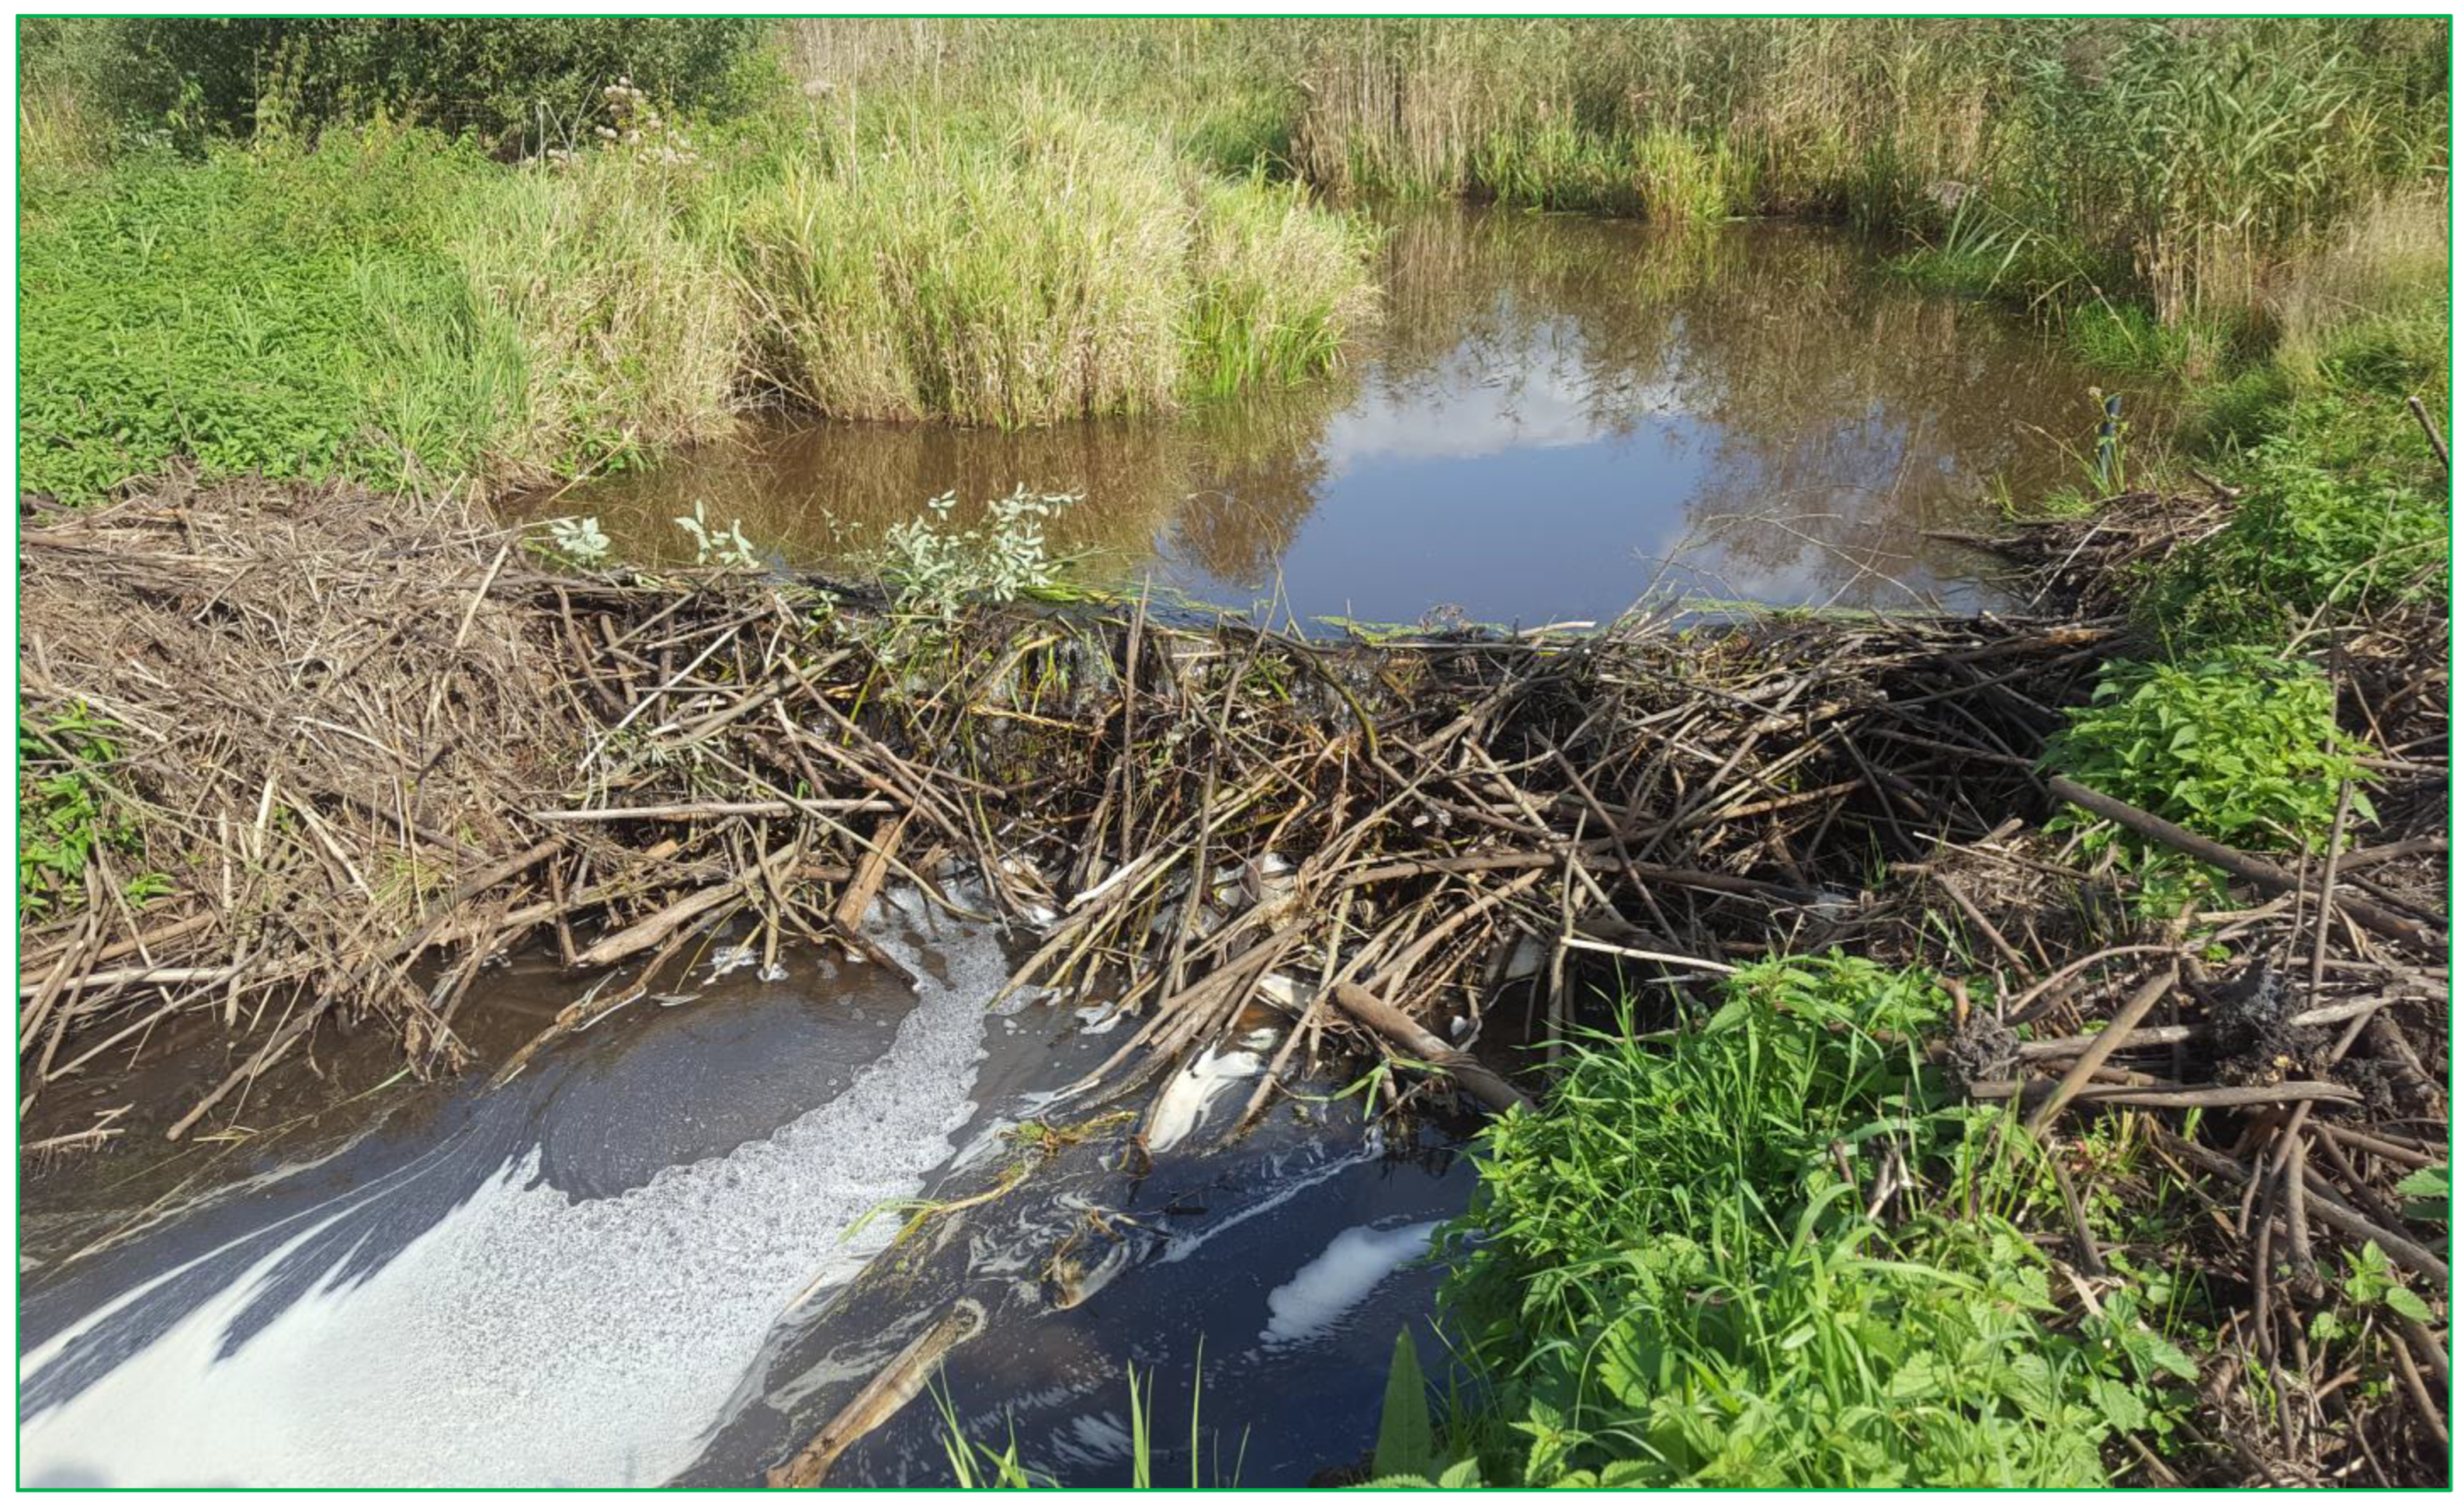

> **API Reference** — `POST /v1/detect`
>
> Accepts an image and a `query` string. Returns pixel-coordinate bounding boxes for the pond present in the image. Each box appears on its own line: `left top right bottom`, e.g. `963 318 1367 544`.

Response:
534 206 2153 626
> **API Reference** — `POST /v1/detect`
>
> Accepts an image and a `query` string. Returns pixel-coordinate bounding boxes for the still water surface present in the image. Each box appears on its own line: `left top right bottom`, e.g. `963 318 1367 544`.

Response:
545 207 2144 624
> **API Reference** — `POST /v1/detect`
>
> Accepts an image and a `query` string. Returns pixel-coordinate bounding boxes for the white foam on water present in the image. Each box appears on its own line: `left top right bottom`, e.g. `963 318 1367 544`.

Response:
1157 1136 1385 1265
1260 1221 1441 1347
1052 1411 1135 1468
18 914 1012 1489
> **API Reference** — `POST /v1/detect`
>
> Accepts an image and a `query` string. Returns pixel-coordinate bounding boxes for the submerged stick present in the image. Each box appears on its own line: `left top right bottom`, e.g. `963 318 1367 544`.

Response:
766 1300 986 1488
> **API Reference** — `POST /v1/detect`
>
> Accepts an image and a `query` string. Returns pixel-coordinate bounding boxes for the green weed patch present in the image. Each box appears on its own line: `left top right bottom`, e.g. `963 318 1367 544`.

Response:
1437 958 2193 1488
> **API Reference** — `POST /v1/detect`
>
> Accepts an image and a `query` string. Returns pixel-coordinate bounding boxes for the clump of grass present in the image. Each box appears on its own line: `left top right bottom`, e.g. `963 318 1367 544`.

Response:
1438 957 2193 1488
739 91 1374 426
740 93 1193 427
452 150 745 482
2269 191 2450 390
1183 172 1381 397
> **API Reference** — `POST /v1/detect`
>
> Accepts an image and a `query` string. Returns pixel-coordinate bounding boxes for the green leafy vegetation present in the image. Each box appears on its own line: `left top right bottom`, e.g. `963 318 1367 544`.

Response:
19 128 488 501
2144 392 2448 653
19 704 157 919
1434 958 2193 1487
2044 651 2375 906
21 17 770 159
21 83 1378 502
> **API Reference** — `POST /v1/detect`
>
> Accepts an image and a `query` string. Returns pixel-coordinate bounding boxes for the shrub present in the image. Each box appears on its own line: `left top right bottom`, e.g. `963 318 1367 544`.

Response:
56 17 769 154
1438 957 2192 1488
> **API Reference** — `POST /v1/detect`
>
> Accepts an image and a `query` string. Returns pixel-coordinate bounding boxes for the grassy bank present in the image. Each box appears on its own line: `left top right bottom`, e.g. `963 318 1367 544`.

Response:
16 17 2449 1489
20 80 1378 501
21 17 2445 502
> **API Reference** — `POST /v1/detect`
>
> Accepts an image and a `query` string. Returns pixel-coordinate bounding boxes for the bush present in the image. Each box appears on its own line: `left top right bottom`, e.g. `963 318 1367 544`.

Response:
1438 957 2191 1487
49 17 769 155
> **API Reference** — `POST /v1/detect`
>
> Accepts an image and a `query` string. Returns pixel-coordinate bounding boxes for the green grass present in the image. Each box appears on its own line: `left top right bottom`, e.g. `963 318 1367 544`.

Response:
735 91 1373 427
20 87 1377 500
1434 957 2196 1488
452 150 745 482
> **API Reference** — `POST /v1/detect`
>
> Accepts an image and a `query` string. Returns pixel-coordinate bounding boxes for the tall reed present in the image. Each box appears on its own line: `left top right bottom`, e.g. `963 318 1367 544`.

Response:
737 90 1376 426
454 150 746 480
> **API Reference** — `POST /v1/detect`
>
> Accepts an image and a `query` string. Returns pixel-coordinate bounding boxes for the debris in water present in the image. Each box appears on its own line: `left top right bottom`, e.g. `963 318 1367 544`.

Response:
1144 1031 1277 1153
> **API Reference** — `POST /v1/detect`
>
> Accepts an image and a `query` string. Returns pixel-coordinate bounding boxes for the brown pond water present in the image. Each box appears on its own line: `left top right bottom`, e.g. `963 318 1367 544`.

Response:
528 206 2156 625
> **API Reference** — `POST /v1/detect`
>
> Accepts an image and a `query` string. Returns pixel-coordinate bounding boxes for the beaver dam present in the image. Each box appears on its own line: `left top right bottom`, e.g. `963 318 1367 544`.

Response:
16 455 2450 1487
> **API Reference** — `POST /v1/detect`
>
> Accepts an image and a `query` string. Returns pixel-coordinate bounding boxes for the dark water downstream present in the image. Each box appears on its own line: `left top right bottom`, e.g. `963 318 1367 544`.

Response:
536 207 2151 625
18 894 1475 1488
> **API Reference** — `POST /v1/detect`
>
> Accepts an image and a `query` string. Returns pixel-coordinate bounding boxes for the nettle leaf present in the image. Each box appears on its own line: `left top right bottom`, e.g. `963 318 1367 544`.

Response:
2394 1164 2448 1202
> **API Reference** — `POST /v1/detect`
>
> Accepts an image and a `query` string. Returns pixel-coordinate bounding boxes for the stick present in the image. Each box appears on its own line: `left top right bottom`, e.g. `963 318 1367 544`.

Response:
2048 777 2430 946
2023 968 2178 1136
766 1301 986 1488
2407 395 2449 473
1329 983 1532 1115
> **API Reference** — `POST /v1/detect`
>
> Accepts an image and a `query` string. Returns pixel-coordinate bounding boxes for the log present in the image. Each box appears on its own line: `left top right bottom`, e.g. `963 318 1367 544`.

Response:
2048 777 2432 946
766 1300 986 1488
1330 982 1533 1115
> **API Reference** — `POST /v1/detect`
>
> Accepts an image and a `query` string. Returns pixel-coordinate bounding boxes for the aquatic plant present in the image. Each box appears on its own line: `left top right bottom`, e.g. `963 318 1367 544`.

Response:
737 92 1374 426
876 488 1077 621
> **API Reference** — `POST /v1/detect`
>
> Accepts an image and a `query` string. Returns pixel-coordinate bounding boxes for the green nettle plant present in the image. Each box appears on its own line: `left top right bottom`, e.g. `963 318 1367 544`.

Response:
1432 957 2193 1489
2043 650 2375 909
2145 407 2449 650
